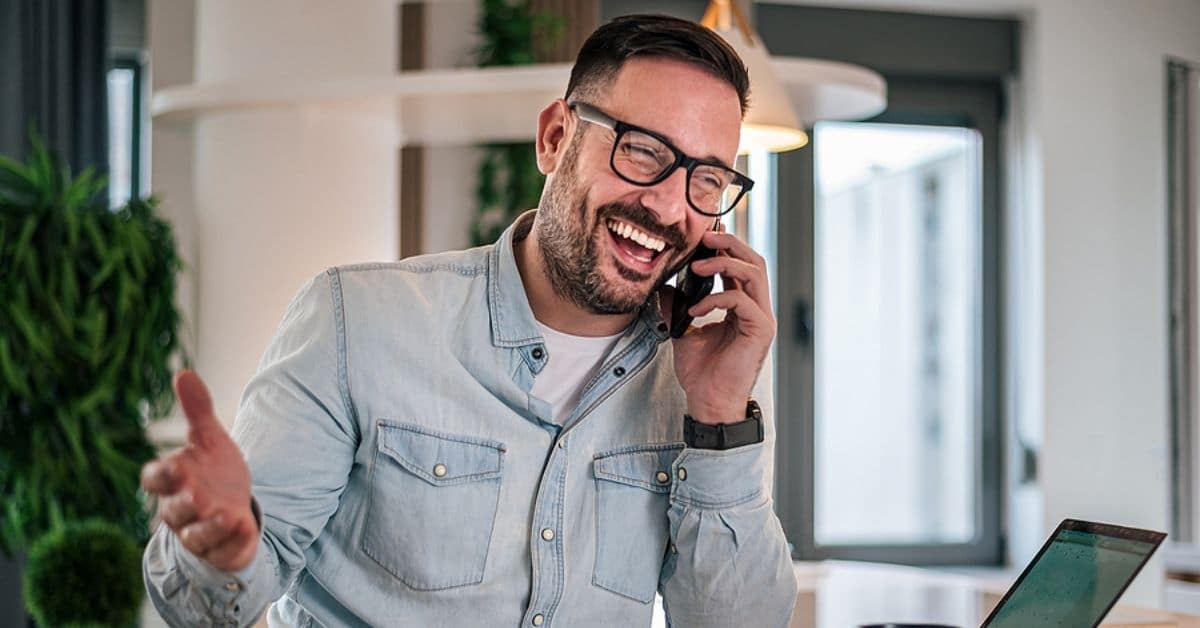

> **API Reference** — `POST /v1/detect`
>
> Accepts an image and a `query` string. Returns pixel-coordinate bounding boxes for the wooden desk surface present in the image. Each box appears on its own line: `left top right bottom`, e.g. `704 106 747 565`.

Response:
788 561 1200 628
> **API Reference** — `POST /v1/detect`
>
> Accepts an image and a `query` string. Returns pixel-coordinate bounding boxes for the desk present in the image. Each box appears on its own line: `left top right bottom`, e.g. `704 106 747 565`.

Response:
785 562 1200 628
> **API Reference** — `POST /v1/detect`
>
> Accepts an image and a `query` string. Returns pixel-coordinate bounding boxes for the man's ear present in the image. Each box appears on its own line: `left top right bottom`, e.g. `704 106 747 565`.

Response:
536 99 573 175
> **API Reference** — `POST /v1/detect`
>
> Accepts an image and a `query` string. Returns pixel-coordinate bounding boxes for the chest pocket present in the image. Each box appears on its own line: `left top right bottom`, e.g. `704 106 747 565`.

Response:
592 443 684 603
363 421 505 591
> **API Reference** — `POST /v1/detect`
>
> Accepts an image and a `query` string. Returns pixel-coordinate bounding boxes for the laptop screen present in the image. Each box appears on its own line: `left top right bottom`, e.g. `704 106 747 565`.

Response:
982 519 1166 628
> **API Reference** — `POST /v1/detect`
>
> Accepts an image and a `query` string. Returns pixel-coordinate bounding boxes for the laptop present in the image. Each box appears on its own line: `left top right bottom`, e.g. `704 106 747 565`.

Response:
981 519 1167 628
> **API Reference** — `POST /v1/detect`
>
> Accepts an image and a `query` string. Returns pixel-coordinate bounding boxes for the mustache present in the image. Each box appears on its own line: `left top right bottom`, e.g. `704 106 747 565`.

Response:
594 201 687 251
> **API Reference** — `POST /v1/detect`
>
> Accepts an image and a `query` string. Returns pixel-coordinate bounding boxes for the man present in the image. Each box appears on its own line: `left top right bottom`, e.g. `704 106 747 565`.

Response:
142 14 798 627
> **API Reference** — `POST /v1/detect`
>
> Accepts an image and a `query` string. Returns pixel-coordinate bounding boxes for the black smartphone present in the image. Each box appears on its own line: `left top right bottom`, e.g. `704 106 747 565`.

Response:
669 242 718 338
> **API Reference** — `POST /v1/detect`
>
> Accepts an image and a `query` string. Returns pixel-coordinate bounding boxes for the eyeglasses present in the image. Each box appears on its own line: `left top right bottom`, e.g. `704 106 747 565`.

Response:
569 102 754 217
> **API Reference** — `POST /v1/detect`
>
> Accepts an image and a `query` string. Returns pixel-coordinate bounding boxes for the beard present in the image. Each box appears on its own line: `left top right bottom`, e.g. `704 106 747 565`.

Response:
535 145 688 315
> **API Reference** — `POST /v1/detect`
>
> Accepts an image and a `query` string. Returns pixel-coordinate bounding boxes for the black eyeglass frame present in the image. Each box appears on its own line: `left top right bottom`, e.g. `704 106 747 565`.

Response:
568 101 755 217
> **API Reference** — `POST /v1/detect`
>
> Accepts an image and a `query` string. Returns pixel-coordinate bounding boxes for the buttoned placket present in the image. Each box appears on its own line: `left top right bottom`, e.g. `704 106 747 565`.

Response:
520 317 669 627
216 578 244 627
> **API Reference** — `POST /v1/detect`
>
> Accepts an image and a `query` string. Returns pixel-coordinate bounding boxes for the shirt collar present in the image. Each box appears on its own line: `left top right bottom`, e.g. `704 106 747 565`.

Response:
488 210 543 348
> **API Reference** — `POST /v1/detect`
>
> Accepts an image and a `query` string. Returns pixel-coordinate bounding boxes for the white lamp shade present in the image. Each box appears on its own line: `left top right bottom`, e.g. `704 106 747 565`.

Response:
706 19 808 153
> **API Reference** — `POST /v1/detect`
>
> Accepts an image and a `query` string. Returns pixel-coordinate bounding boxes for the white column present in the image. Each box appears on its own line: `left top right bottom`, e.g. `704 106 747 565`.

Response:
191 0 398 425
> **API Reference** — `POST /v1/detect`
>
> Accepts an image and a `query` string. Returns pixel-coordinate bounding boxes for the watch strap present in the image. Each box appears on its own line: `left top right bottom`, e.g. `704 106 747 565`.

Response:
683 400 764 450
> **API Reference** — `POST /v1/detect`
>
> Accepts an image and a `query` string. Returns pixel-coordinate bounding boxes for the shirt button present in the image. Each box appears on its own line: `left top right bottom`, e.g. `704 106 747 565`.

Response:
677 467 688 481
557 438 566 449
657 322 669 333
532 347 545 360
613 366 626 377
433 463 447 477
224 581 240 592
541 528 555 541
532 614 545 626
655 471 670 484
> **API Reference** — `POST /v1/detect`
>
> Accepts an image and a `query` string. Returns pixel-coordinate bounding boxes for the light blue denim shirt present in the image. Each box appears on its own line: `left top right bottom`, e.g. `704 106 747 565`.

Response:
143 211 798 627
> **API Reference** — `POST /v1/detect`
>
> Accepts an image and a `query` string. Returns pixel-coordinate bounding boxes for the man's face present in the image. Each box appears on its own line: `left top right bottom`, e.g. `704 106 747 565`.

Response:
536 57 743 315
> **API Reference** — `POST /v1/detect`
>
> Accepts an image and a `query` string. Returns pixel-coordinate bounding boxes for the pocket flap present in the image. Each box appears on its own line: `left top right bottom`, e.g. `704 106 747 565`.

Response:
377 422 504 485
593 443 684 494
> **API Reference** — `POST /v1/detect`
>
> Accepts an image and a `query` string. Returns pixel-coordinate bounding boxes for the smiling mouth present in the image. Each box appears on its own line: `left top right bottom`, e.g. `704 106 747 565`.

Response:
604 218 672 272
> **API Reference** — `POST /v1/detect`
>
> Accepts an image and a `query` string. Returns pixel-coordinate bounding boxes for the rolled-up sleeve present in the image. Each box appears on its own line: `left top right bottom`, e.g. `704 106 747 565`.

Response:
660 442 798 628
143 268 359 627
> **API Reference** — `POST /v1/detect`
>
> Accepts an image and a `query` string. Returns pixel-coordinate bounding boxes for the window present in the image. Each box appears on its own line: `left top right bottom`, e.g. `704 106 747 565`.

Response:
813 121 982 547
759 4 1014 566
775 73 1006 564
107 57 143 208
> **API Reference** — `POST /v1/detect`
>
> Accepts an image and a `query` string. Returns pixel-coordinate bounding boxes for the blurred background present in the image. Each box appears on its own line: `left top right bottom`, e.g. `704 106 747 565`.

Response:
3 0 1200 626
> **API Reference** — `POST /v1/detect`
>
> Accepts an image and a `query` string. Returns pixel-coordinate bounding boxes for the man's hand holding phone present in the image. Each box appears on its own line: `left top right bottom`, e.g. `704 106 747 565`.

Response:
661 227 776 425
140 370 259 572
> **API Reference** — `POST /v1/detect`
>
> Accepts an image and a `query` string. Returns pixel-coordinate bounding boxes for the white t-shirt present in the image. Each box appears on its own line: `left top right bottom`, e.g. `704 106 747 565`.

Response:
529 321 622 425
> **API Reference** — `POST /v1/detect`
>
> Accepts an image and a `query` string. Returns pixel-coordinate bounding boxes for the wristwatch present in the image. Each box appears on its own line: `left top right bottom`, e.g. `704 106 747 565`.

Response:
683 400 764 450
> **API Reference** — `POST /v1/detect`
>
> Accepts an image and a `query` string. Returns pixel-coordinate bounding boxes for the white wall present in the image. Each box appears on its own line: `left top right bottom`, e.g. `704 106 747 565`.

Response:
1017 0 1200 606
145 0 198 446
148 0 399 432
422 0 483 254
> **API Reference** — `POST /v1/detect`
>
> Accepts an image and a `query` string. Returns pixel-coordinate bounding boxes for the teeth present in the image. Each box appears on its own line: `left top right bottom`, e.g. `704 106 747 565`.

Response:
607 220 667 253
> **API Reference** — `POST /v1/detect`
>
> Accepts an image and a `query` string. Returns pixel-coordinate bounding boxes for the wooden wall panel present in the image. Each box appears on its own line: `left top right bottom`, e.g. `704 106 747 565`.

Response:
399 2 426 258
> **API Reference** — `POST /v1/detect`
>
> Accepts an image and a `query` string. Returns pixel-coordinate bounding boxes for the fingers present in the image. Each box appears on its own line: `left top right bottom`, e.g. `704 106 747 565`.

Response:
175 507 259 572
141 446 202 496
149 452 216 527
159 490 202 529
689 289 775 338
141 457 186 495
203 518 260 572
178 513 237 558
697 231 770 304
689 255 772 315
174 370 225 449
701 230 767 271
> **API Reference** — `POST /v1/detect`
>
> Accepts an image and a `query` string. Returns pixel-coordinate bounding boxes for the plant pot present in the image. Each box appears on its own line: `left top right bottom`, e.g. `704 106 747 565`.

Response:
0 551 33 627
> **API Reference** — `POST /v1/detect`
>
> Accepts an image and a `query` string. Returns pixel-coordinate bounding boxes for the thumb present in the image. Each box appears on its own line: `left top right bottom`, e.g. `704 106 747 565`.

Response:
174 370 225 447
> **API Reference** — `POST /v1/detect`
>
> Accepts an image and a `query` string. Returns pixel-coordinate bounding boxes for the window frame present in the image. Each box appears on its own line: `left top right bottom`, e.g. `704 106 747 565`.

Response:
774 77 1006 566
1168 58 1200 543
107 55 144 206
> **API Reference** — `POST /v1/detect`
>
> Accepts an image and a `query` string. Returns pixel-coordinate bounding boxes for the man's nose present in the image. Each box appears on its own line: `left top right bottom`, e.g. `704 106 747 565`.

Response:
638 167 691 230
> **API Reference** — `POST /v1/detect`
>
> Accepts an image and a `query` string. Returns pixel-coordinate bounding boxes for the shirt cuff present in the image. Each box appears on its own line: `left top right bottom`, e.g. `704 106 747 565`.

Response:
670 442 766 509
233 497 265 581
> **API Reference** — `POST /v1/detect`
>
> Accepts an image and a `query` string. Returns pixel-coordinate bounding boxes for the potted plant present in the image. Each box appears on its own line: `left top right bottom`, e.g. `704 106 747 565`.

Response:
22 519 144 627
0 135 186 621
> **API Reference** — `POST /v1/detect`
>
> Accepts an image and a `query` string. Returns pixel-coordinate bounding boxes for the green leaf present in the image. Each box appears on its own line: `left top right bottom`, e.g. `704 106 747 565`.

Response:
0 131 184 555
8 301 53 359
0 336 31 398
81 216 109 260
12 213 38 264
87 248 124 292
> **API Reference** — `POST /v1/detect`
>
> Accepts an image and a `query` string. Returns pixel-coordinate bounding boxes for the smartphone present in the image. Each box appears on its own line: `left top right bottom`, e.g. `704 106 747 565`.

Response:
669 242 718 338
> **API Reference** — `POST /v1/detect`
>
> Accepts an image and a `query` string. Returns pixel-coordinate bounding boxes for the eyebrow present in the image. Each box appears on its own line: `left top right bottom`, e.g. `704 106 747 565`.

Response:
584 102 735 170
652 127 734 170
703 154 734 169
646 124 732 169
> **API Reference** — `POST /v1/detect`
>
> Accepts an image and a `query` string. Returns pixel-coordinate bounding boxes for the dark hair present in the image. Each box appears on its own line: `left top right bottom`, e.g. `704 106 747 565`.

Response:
566 14 750 115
